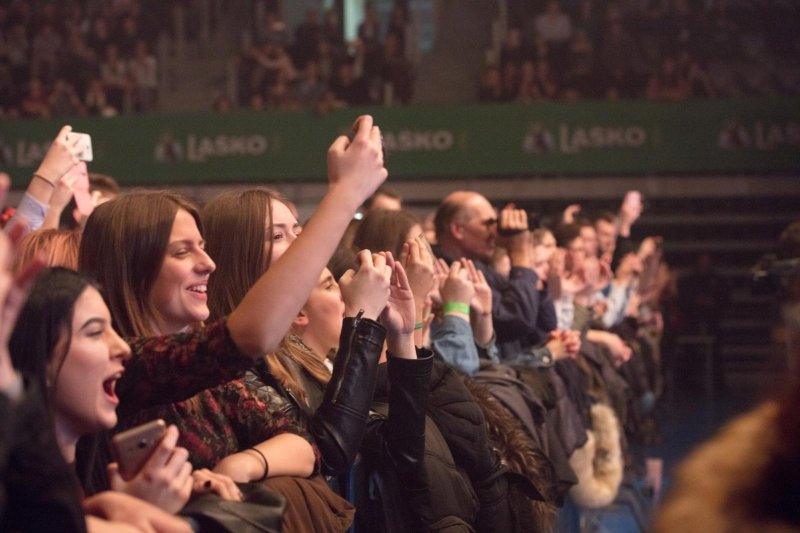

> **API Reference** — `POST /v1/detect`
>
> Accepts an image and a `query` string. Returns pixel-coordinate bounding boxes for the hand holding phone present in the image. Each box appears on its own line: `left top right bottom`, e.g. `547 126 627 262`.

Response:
111 419 167 481
67 132 93 162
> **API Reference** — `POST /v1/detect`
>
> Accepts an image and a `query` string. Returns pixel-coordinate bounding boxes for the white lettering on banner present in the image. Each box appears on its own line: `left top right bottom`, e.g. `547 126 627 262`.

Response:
186 135 269 162
719 121 800 150
755 122 800 150
15 141 50 167
382 130 454 152
559 125 647 154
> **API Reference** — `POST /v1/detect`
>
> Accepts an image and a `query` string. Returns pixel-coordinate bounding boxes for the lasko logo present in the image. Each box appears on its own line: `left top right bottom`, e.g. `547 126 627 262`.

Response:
155 134 269 163
523 123 648 154
382 130 454 153
0 138 52 168
719 120 800 150
522 123 556 153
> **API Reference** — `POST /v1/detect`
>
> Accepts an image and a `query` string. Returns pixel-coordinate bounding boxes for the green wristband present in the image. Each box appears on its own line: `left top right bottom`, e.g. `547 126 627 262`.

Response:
443 301 470 315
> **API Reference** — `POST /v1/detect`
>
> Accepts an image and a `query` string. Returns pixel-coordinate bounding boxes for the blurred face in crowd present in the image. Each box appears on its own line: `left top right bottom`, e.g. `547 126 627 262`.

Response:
50 287 130 444
149 209 216 334
566 235 587 273
580 225 599 258
596 218 616 255
533 230 557 278
370 193 402 212
299 268 345 358
267 199 302 266
455 194 498 262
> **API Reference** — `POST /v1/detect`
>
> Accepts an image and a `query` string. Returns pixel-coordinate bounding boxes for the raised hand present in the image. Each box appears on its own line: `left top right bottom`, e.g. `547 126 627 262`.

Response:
326 115 388 208
439 260 474 314
398 238 436 308
338 249 392 320
463 258 491 317
108 425 193 514
497 204 531 267
0 176 44 397
380 256 416 339
35 125 83 185
563 203 581 224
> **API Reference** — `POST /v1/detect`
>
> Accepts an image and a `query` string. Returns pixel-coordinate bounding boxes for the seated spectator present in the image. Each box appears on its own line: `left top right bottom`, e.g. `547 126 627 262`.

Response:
30 23 61 83
84 78 115 116
48 78 85 117
19 77 51 118
329 61 369 106
128 40 158 112
99 44 129 113
645 55 690 101
517 60 544 102
381 32 413 104
293 9 323 70
478 65 505 102
433 192 556 360
500 27 527 69
290 60 326 106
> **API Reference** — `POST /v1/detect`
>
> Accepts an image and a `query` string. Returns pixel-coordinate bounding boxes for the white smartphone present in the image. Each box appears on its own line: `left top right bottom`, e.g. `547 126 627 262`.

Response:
111 419 167 480
69 132 93 162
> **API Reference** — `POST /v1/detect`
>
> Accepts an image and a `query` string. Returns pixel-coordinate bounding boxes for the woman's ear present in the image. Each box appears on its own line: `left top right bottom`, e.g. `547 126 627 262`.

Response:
292 309 309 329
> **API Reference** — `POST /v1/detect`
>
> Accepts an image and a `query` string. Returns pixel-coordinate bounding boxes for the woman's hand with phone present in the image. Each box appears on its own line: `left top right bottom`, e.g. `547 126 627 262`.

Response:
108 425 193 514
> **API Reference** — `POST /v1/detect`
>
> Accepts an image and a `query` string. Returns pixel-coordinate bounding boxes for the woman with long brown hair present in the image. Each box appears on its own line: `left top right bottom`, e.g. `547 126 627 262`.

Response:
77 116 388 531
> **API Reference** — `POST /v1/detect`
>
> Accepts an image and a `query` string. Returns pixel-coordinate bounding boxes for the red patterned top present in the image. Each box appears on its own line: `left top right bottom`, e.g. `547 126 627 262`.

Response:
115 319 318 471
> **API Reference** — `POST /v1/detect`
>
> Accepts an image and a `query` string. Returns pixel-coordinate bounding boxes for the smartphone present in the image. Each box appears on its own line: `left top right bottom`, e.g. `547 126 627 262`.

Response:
111 419 166 480
69 132 93 162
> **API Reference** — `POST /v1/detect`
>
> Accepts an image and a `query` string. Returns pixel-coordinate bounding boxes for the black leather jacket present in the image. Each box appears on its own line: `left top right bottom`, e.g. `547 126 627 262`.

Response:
254 314 388 476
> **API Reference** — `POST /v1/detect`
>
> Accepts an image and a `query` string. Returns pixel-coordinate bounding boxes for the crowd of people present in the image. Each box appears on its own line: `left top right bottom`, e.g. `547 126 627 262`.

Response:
226 1 414 113
4 1 797 119
0 117 701 532
480 0 800 102
0 0 167 119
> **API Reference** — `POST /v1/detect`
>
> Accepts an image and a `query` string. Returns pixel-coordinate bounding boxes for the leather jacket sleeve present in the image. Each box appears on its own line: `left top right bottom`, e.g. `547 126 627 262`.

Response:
381 349 434 477
310 315 386 476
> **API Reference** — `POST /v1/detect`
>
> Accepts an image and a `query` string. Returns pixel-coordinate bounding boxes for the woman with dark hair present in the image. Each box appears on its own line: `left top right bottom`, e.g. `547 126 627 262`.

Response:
7 268 196 531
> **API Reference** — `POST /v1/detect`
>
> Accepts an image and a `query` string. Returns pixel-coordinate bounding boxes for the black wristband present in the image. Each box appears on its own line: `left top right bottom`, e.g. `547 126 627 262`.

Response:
247 447 269 482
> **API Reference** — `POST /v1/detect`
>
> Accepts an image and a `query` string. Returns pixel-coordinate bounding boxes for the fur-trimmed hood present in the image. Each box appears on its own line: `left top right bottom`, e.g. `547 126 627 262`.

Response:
568 403 624 508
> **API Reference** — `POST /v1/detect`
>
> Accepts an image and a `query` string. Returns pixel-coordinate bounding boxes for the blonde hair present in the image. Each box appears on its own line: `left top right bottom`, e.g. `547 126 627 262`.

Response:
267 334 331 406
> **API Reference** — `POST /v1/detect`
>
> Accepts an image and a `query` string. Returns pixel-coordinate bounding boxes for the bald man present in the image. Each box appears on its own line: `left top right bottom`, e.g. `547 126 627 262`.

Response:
433 191 556 361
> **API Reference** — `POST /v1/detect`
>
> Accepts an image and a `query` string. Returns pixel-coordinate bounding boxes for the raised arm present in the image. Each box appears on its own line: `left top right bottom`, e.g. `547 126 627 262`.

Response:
6 126 82 235
227 115 388 357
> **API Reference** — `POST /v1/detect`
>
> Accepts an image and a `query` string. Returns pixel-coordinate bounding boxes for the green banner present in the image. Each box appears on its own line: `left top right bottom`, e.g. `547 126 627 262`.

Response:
1 98 798 187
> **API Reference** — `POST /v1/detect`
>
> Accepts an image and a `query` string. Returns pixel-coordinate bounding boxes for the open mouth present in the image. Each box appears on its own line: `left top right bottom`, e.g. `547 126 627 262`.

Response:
102 372 122 403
